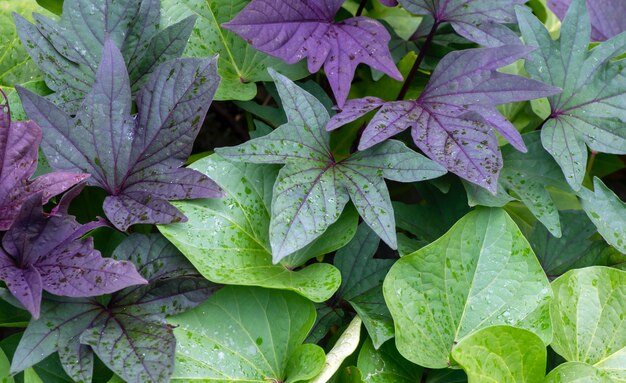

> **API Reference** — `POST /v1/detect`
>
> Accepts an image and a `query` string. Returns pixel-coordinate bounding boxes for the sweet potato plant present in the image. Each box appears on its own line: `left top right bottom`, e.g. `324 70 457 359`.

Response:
0 0 625 382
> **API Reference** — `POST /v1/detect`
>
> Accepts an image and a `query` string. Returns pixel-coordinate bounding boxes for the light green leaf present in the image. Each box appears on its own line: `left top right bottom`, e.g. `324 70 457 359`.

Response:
0 348 13 383
158 155 351 302
550 266 626 382
544 362 616 383
310 316 362 383
170 286 325 383
452 326 547 383
579 178 626 253
23 369 42 383
161 0 308 101
357 338 422 383
383 208 553 368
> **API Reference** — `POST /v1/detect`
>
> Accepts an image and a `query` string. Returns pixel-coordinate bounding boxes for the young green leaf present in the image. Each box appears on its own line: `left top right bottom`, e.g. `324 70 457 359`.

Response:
550 266 626 381
169 286 325 383
578 178 626 253
451 326 547 383
158 154 354 303
383 208 553 368
517 0 626 189
14 0 196 113
217 69 446 261
0 348 13 383
544 362 616 383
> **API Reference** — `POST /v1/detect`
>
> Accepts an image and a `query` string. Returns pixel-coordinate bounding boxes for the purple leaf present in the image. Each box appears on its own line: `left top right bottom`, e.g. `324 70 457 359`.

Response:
217 69 446 261
10 233 218 383
379 0 399 5
0 191 146 318
222 0 402 107
399 0 526 46
0 92 88 230
547 0 626 41
18 37 223 231
328 46 561 192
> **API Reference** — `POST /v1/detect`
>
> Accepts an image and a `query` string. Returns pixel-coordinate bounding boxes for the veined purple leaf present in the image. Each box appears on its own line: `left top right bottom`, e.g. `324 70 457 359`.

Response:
14 0 196 113
548 0 626 41
0 190 146 319
222 0 402 108
18 37 223 231
327 46 561 192
0 91 88 230
217 69 446 262
10 233 218 383
517 0 626 190
398 0 526 46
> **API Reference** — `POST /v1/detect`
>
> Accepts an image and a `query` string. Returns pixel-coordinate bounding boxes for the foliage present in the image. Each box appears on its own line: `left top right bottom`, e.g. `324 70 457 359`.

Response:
0 0 624 382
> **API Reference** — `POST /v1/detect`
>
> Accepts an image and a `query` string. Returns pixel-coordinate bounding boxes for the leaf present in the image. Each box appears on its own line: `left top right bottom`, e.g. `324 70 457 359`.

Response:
516 0 626 190
18 37 222 231
158 154 351 303
398 0 526 46
451 325 547 383
545 362 617 383
528 210 609 276
222 0 403 107
10 233 217 383
357 338 423 383
383 208 553 368
334 224 395 349
161 0 308 101
0 348 13 383
327 47 560 192
0 91 87 230
169 286 325 383
310 316 362 383
217 69 446 260
547 0 626 41
550 266 626 381
0 191 145 318
463 131 570 237
578 177 626 254
14 0 196 113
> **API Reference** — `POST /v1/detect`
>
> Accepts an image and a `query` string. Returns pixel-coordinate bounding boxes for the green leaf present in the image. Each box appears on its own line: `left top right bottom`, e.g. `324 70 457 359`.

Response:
383 208 553 368
579 178 626 253
357 338 422 383
0 299 29 328
158 155 350 302
451 325 547 383
545 362 616 383
169 286 325 382
464 132 571 237
550 266 626 381
310 316 362 383
161 0 308 101
516 0 626 189
0 348 13 383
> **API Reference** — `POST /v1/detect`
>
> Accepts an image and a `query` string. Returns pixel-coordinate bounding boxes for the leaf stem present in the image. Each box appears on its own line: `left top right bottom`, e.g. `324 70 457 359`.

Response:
355 0 367 16
397 21 439 100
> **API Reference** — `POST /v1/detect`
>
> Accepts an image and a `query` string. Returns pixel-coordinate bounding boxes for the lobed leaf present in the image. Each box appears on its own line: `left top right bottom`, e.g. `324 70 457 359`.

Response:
547 0 626 41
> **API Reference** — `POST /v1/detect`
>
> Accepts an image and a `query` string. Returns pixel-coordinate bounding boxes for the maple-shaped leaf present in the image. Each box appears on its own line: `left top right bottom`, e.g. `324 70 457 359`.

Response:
517 0 626 190
0 188 146 319
548 0 626 41
222 0 402 108
13 0 196 114
10 233 218 383
398 0 526 47
0 91 88 230
216 69 446 262
327 46 561 192
18 37 223 231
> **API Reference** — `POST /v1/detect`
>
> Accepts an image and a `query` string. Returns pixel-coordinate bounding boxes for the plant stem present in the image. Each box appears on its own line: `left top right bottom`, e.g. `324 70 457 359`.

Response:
397 21 439 100
420 368 431 383
356 0 367 16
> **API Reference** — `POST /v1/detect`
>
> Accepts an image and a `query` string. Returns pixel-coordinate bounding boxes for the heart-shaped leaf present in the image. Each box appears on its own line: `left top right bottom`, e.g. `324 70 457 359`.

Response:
18 37 222 231
161 0 309 101
550 266 626 381
15 0 196 113
383 208 552 368
517 0 626 189
357 338 423 383
217 69 446 260
158 154 354 302
169 286 325 383
545 362 616 383
451 326 547 383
